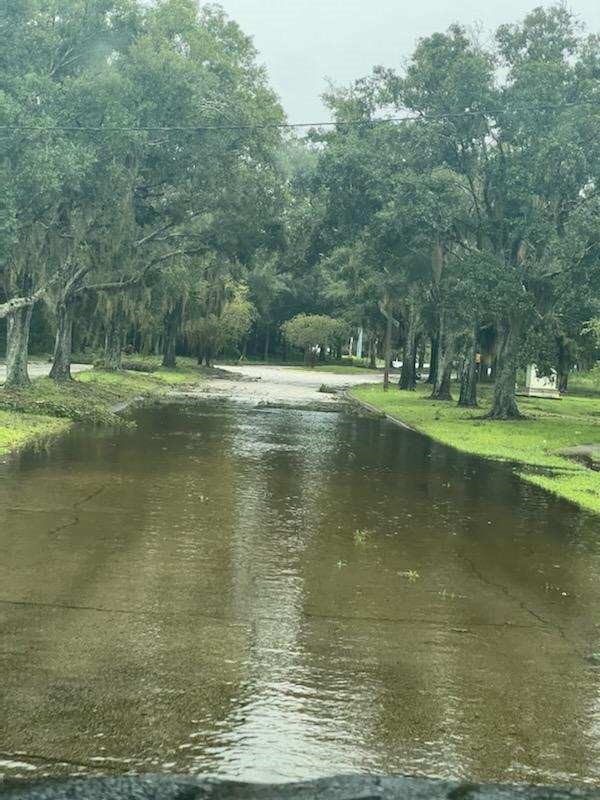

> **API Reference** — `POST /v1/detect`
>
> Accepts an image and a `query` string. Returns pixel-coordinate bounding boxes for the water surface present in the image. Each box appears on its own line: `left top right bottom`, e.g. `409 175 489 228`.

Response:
1 401 600 785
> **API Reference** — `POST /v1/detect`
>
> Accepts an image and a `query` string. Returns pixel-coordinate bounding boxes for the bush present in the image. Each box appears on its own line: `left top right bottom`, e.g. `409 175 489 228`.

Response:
281 314 350 365
91 355 160 373
121 359 158 373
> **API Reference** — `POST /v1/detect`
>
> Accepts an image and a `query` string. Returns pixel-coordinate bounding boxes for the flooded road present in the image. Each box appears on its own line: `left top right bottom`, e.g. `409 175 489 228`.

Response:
1 399 600 785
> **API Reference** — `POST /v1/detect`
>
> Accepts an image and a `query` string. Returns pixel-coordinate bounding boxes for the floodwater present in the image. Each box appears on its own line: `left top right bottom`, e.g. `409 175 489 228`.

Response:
1 400 600 786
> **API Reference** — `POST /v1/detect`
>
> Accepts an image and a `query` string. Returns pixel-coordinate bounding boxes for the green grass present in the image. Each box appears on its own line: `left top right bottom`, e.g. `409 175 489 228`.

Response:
0 408 70 459
0 363 208 456
220 359 384 376
350 382 600 515
308 364 383 375
567 366 600 398
79 360 211 388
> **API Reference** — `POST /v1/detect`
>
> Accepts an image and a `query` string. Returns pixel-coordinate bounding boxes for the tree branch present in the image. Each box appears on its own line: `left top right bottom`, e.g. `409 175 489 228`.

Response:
0 285 49 319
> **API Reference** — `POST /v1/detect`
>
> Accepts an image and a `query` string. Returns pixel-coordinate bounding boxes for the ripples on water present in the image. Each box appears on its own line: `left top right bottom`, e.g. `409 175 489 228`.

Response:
1 401 599 784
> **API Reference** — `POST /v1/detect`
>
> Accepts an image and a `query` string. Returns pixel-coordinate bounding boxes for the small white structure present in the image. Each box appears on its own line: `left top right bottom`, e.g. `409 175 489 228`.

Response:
523 364 561 399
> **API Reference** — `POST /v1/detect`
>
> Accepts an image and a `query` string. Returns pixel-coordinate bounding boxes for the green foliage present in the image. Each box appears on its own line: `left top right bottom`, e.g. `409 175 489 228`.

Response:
0 366 204 427
281 314 349 359
0 410 70 458
0 362 210 456
399 570 421 582
353 529 368 545
187 278 254 363
315 5 600 416
3 0 600 424
0 0 286 380
0 376 141 426
120 359 159 373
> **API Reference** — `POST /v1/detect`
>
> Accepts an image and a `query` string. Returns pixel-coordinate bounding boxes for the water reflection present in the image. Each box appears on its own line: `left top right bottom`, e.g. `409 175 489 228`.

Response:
0 401 599 784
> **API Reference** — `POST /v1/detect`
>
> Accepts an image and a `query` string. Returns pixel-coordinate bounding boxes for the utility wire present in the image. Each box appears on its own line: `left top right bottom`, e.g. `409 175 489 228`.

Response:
0 100 599 134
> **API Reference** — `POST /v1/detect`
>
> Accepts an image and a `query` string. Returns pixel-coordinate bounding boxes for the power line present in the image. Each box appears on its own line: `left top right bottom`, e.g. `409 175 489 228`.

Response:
0 101 598 134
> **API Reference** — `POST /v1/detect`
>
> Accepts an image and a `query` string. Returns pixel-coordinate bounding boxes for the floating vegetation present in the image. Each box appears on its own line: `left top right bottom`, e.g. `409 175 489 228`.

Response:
353 529 368 545
399 569 420 582
438 587 467 600
544 582 569 596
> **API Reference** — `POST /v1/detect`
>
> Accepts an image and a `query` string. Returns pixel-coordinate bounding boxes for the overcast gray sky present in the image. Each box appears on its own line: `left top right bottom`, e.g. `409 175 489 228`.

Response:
216 0 600 122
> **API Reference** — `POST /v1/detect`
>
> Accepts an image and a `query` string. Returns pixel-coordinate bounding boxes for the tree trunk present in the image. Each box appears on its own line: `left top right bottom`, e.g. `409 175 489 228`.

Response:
428 334 439 385
431 360 453 401
557 336 570 395
430 314 454 401
399 325 418 391
458 327 478 408
5 306 33 389
49 300 75 382
368 335 377 369
162 304 181 369
428 240 445 388
431 314 445 394
103 307 123 371
487 319 522 420
559 370 569 394
264 326 271 362
383 298 393 392
412 335 420 379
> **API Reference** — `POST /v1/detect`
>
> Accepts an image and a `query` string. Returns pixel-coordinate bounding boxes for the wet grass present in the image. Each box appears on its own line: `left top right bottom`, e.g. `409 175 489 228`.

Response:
0 408 70 459
353 529 369 545
0 363 209 455
351 381 600 515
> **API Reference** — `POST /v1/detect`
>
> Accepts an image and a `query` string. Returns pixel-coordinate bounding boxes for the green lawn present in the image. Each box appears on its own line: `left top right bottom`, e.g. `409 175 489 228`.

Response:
79 360 210 388
0 408 70 459
351 382 600 515
306 364 384 375
219 357 385 376
0 364 208 457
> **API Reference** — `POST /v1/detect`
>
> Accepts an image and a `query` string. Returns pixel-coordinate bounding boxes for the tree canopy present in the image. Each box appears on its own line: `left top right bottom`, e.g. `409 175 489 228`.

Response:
2 2 600 418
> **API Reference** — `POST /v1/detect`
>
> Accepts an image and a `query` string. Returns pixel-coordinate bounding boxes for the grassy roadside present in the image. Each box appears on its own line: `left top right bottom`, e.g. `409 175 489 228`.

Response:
312 364 384 375
219 357 386 376
350 382 600 515
0 362 209 459
0 409 70 459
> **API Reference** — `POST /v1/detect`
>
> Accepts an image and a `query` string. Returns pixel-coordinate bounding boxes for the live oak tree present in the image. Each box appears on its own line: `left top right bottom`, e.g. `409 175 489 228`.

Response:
186 265 254 367
281 314 348 367
0 1 136 385
3 0 600 425
1 0 285 384
312 6 600 418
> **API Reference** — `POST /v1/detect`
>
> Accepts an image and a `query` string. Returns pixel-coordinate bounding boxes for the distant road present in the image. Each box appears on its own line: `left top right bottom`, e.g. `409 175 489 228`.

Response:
0 362 92 385
192 363 383 407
